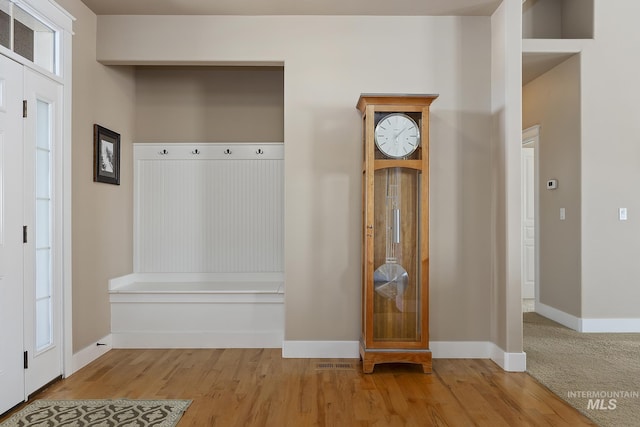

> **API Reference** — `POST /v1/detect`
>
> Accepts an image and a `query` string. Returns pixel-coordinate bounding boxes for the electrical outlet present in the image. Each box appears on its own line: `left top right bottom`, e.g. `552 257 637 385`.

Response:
560 208 566 220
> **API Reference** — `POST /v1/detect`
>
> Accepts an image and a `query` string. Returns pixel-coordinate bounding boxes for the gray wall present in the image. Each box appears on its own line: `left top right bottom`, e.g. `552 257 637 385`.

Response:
134 66 284 142
56 0 136 352
523 54 581 316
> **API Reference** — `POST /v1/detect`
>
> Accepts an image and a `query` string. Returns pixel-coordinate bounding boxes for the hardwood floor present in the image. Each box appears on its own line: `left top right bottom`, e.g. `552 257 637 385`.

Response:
1 349 596 426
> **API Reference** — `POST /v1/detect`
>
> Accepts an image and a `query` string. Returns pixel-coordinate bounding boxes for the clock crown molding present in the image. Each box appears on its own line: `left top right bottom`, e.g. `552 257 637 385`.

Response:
356 93 439 113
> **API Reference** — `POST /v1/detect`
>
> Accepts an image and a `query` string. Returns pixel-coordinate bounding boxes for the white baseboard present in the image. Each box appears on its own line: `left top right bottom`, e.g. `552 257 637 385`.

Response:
580 317 640 332
490 345 527 372
535 301 640 332
282 340 526 372
70 334 112 376
535 301 581 330
112 331 284 349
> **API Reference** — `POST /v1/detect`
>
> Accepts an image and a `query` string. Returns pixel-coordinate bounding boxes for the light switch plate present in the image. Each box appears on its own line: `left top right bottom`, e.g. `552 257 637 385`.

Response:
619 208 628 221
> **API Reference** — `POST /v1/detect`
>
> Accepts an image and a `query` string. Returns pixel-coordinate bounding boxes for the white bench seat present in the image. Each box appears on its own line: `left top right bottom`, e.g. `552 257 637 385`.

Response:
108 273 284 349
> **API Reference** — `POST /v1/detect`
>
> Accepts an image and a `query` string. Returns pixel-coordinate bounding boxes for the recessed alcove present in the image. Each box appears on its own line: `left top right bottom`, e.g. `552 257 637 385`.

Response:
134 65 284 142
108 65 287 349
522 0 594 39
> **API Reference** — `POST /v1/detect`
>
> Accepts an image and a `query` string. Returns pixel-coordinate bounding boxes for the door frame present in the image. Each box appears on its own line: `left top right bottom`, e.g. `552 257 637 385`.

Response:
522 125 540 311
0 0 74 380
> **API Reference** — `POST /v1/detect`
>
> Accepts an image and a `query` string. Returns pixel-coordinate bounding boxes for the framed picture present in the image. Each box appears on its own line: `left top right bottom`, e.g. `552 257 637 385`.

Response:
93 124 120 185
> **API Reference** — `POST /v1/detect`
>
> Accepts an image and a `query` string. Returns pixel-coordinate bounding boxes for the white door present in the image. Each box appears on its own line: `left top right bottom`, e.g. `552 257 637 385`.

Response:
0 55 26 413
521 144 535 300
23 68 63 395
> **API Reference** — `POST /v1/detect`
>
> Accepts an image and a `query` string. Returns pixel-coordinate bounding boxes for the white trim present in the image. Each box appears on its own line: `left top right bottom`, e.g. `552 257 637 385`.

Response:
522 124 540 143
534 302 640 332
281 340 527 372
282 341 359 359
113 331 284 349
491 345 527 372
535 301 581 331
581 318 640 333
70 334 112 375
522 125 540 309
18 0 75 32
61 23 73 379
108 272 284 290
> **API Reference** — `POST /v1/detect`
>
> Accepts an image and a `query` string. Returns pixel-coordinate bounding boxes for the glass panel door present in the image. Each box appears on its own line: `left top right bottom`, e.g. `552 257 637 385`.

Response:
24 68 62 395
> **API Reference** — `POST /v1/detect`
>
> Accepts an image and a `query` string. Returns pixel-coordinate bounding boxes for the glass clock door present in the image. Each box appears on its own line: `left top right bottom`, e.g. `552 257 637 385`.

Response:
372 166 421 342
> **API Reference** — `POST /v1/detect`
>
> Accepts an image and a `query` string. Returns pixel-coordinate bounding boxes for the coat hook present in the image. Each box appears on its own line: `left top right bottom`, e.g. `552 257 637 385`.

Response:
256 148 264 155
192 149 200 155
159 149 168 155
224 149 232 155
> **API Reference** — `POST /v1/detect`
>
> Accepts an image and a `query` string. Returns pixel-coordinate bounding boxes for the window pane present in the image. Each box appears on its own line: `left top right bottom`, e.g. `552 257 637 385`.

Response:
36 199 50 248
0 0 9 49
35 297 52 350
36 149 50 198
14 6 55 73
36 100 50 148
13 15 33 61
36 248 50 299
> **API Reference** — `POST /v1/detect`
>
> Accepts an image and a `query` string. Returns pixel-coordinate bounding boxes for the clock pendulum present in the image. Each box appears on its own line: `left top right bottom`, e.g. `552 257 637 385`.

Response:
373 167 408 312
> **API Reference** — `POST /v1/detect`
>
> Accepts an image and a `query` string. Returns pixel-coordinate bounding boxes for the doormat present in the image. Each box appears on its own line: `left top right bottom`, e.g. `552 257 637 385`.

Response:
0 399 191 427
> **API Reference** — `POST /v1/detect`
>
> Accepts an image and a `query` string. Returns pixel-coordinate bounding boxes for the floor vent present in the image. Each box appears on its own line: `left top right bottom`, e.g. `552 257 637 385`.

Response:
315 363 356 370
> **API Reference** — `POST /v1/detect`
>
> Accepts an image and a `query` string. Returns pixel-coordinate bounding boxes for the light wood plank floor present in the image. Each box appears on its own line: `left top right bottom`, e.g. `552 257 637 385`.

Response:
1 349 596 426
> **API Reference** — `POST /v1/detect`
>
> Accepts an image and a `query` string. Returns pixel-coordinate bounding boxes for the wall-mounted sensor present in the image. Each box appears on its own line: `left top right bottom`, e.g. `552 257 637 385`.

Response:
546 179 558 190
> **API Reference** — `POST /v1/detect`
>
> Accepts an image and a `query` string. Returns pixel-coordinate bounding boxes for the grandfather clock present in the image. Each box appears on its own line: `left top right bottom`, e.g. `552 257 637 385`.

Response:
356 94 438 373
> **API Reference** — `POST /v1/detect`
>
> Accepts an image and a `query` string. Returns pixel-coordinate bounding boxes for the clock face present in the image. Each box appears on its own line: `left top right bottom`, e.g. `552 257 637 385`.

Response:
374 113 420 158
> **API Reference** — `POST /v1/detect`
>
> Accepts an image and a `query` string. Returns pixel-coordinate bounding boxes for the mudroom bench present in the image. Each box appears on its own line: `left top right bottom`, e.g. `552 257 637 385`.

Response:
108 272 284 349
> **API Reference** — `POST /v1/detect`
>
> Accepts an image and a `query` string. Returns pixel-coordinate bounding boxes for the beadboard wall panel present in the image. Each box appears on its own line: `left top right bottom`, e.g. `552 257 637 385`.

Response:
134 143 284 273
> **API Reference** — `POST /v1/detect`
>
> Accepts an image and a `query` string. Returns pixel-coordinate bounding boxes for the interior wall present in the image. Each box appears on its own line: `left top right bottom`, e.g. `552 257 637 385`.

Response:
96 15 495 344
580 0 640 319
134 66 284 142
55 0 136 352
522 54 582 317
491 0 523 359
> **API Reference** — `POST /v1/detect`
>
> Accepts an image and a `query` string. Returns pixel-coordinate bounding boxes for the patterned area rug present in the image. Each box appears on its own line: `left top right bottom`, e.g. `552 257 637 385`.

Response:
0 399 191 427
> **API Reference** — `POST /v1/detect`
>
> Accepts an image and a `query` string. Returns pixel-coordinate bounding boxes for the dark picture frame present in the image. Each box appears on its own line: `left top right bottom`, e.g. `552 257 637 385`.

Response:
93 124 120 185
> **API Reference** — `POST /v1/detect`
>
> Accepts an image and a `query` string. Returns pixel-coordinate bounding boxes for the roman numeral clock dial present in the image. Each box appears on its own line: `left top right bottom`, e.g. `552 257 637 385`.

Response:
374 113 420 158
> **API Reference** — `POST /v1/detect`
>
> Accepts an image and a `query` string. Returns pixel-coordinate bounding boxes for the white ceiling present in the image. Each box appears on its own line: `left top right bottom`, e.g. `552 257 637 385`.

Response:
78 0 502 16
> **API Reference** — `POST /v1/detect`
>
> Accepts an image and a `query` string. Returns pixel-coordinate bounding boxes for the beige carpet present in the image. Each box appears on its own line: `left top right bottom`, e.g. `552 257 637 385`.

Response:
524 312 640 427
0 399 191 427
